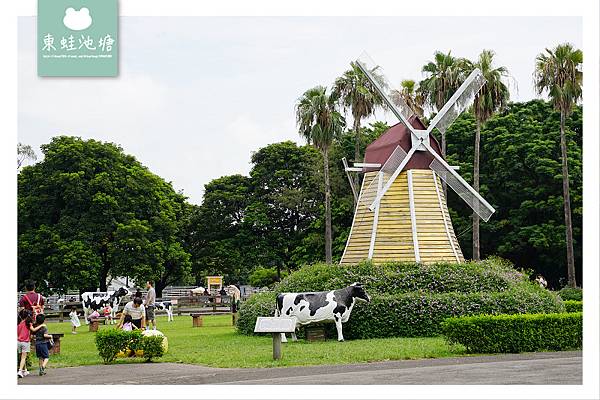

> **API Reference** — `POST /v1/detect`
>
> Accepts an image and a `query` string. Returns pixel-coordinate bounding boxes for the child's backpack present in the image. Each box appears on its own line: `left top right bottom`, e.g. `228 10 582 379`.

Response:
23 293 44 319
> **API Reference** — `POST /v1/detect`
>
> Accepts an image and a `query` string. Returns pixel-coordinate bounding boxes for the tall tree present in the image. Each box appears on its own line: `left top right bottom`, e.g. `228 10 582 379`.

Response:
445 100 582 287
186 175 256 284
332 62 383 193
420 51 467 157
391 79 425 118
247 142 321 277
467 50 510 261
534 43 583 288
18 136 192 293
296 86 345 263
17 143 37 169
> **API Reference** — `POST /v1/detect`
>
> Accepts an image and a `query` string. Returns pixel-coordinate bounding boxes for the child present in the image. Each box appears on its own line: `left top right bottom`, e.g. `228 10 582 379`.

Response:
87 309 100 323
30 314 52 376
102 304 113 324
69 307 81 334
17 309 33 378
121 314 135 331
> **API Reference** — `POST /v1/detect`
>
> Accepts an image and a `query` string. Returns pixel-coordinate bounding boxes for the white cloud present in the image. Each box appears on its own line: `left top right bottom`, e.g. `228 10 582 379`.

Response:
18 16 582 205
63 7 92 31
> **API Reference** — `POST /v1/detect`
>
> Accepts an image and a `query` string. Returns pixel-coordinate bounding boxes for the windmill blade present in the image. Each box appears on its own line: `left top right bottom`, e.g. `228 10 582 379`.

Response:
380 145 408 189
355 53 416 133
422 141 495 222
368 143 419 211
426 68 486 135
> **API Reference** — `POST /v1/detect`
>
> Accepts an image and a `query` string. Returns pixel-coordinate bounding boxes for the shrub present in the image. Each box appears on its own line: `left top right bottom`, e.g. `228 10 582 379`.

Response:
276 258 523 295
236 292 276 335
558 287 582 301
95 329 138 363
441 312 582 353
237 258 564 339
139 336 165 361
564 300 583 313
95 329 165 363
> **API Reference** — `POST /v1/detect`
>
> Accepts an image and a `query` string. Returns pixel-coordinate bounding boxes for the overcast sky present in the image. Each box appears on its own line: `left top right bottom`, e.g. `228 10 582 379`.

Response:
18 16 582 204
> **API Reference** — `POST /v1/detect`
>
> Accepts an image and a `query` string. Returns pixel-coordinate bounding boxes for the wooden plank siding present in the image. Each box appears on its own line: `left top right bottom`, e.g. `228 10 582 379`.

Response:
340 169 464 265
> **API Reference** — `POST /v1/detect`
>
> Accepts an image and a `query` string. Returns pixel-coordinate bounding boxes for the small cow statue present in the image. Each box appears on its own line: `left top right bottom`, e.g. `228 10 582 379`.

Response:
81 287 130 324
275 282 370 342
154 301 174 322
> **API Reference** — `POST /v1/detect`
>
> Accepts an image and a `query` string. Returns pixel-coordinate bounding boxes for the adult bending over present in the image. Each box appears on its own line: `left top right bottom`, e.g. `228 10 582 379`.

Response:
117 297 145 329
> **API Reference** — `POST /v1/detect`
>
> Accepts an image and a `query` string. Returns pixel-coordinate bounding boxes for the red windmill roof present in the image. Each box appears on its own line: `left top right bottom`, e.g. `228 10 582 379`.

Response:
363 116 443 172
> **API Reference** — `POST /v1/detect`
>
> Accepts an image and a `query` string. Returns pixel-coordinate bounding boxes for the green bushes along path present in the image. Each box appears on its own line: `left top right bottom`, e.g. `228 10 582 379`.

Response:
441 312 582 353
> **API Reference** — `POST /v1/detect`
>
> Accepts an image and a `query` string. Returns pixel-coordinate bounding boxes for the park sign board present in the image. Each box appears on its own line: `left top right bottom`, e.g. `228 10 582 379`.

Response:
38 0 118 77
254 317 296 333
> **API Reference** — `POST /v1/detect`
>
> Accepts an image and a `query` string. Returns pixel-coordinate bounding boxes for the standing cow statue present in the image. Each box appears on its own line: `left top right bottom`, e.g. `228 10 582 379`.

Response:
81 287 130 324
275 283 370 342
154 301 174 322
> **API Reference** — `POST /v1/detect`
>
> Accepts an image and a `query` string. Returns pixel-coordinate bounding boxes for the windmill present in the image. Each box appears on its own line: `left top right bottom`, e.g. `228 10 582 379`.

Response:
340 53 495 265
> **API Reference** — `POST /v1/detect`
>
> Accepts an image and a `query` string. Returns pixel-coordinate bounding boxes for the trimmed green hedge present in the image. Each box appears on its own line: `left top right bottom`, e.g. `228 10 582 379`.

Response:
237 259 565 338
95 329 165 363
344 288 564 339
441 312 582 353
564 300 583 313
558 287 582 301
276 258 524 295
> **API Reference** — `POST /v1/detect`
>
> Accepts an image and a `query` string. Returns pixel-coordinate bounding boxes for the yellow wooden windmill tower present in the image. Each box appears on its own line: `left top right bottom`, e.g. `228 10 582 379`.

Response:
340 54 495 265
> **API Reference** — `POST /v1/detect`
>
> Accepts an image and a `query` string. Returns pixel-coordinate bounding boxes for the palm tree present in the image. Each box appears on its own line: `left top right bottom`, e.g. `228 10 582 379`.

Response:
332 62 383 189
534 43 582 288
391 79 425 118
296 86 346 264
420 51 468 157
467 50 510 261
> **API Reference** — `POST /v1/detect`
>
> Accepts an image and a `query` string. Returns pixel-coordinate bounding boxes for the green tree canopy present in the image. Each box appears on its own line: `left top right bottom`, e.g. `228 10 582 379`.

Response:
445 100 582 287
18 136 191 294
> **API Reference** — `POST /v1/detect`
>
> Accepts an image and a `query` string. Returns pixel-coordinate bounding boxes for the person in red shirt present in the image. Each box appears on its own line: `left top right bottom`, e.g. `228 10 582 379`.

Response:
102 305 113 324
17 309 33 378
18 280 45 318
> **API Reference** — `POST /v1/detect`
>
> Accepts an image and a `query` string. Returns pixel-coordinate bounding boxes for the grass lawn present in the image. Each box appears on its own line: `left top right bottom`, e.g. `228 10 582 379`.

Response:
45 315 466 368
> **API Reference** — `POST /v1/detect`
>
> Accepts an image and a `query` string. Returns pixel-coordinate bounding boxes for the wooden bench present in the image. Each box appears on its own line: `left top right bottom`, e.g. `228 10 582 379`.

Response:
88 317 107 332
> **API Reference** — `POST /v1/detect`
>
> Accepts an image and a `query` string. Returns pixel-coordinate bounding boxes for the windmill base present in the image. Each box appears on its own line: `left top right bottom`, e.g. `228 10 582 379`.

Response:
340 169 464 265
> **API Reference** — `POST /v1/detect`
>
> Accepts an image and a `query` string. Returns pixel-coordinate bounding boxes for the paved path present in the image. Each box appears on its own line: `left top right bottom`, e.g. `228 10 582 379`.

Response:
19 351 581 385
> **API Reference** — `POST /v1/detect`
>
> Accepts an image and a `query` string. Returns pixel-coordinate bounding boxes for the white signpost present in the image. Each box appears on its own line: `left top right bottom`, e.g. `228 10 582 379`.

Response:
254 317 296 360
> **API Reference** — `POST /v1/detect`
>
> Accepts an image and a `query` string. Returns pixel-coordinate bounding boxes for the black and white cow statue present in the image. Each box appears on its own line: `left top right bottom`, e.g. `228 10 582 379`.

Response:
154 301 174 322
81 287 130 324
275 282 370 342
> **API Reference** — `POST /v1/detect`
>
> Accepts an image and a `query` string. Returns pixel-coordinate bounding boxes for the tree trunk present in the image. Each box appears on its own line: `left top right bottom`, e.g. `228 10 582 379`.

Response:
99 246 109 291
472 119 481 261
323 147 333 264
155 281 166 298
99 268 108 292
353 118 361 208
559 111 576 288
